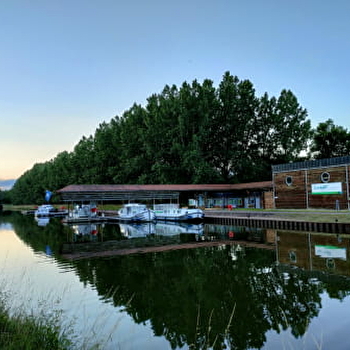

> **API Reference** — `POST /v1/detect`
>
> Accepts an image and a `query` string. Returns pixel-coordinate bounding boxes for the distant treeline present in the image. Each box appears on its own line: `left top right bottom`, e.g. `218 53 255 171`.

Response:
6 72 350 204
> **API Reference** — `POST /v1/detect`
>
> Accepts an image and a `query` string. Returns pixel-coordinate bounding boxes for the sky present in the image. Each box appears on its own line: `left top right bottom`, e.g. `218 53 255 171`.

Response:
1 0 350 181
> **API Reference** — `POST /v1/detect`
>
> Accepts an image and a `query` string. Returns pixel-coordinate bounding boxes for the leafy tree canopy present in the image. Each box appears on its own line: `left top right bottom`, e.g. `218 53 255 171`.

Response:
9 72 313 204
310 119 350 159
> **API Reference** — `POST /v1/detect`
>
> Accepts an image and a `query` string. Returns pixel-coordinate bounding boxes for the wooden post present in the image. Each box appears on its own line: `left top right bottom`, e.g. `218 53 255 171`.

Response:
305 169 309 209
346 164 350 210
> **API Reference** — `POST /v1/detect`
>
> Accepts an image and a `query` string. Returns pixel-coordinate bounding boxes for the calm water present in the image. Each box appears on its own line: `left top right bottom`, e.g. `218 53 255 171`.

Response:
1 213 350 349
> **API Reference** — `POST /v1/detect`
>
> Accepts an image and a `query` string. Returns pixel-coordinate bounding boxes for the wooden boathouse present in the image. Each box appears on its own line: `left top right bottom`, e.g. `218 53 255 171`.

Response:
57 182 273 209
272 156 350 210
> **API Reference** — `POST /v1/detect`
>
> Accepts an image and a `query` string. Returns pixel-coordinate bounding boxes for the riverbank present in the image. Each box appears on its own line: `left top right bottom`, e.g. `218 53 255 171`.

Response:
204 208 350 223
0 299 73 350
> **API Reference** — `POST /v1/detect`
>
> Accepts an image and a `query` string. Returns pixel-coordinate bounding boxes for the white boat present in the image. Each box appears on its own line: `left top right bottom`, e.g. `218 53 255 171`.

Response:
34 204 68 218
69 203 98 219
118 203 156 222
153 203 204 221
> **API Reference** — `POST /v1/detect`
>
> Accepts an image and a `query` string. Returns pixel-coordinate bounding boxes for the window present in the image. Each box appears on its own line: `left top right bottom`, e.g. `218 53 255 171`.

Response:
289 251 297 263
285 176 293 186
321 172 330 183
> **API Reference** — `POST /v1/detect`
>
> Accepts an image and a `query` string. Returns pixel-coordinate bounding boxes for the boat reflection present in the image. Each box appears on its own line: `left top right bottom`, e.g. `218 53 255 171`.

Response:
71 223 99 242
119 221 204 238
155 221 204 235
119 222 156 237
35 216 50 226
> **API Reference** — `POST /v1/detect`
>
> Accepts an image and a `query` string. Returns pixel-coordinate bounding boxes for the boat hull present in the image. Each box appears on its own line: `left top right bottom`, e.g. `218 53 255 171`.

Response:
118 210 156 222
118 204 156 222
153 208 204 221
34 205 68 218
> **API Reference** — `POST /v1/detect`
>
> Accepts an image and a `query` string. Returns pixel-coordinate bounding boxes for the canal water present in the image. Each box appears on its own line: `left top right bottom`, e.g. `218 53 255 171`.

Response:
1 212 350 349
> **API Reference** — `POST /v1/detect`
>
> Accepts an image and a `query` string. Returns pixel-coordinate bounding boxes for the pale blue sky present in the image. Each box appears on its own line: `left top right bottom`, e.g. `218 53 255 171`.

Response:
1 0 350 180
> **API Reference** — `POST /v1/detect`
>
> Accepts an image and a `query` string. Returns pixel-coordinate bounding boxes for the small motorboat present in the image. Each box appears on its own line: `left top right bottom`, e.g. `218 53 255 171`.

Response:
34 204 68 218
153 203 204 221
118 203 156 222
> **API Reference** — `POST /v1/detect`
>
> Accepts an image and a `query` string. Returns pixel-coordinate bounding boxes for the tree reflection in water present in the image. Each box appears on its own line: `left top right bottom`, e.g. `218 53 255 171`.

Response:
6 213 350 350
70 246 323 350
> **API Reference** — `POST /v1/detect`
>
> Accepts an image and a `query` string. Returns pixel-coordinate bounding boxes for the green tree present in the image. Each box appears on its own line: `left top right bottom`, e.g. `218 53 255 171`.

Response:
8 72 314 203
93 119 123 183
117 104 152 183
70 135 96 184
211 72 259 182
310 119 350 159
251 90 312 180
273 89 311 162
179 79 222 183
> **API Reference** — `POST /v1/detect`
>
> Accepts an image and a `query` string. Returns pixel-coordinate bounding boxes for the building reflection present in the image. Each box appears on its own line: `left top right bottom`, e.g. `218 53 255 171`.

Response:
276 230 350 277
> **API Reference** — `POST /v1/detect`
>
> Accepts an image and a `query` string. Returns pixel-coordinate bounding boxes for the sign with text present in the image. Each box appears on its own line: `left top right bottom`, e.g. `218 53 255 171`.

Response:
311 182 342 195
315 245 346 260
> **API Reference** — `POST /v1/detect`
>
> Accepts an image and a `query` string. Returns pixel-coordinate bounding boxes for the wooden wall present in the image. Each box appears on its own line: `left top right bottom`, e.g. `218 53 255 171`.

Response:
274 165 350 209
274 170 307 209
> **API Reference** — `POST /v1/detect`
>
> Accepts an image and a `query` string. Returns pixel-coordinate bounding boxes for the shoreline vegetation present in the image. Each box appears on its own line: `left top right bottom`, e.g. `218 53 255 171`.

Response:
0 279 101 350
0 299 74 350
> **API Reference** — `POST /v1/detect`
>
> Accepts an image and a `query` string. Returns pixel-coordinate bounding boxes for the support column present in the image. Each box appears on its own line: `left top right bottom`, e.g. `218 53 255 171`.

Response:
346 165 350 210
305 169 309 209
272 172 276 209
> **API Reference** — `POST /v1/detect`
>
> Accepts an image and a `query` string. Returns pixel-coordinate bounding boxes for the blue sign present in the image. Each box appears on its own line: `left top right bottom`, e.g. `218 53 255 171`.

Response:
45 190 53 202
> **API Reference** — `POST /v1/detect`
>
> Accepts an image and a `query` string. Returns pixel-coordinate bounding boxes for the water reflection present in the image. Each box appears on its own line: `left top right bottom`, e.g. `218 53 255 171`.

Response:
118 221 204 238
2 213 350 349
276 231 350 278
35 216 50 227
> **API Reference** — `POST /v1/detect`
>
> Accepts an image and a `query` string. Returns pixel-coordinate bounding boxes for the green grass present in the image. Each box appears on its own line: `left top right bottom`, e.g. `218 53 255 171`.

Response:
0 299 73 350
270 211 350 223
208 207 350 223
2 204 37 212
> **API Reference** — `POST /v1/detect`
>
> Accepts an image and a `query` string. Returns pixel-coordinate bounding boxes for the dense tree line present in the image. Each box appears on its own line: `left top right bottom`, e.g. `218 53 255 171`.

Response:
9 71 345 205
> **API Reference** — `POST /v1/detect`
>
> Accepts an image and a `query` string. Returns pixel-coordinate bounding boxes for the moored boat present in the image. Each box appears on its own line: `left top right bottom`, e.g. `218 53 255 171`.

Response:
118 203 156 222
34 204 68 218
153 203 204 221
69 203 98 219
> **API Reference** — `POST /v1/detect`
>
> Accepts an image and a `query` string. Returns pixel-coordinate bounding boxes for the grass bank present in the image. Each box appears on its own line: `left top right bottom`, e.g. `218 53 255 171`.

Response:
268 210 350 223
0 299 73 350
206 207 350 223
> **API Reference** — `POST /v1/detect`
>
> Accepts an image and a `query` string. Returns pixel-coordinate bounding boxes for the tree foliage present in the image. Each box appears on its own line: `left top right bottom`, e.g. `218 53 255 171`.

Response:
9 71 312 204
310 119 350 159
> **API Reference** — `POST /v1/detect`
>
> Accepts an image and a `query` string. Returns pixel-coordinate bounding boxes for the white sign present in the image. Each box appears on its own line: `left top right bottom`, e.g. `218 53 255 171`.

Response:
311 182 342 195
315 245 346 260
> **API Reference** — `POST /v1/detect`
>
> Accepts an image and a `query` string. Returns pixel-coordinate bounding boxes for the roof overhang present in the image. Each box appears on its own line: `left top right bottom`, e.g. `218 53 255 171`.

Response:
57 182 272 202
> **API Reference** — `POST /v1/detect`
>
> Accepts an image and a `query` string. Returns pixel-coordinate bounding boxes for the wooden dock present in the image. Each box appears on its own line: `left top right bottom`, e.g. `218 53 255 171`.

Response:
204 210 350 234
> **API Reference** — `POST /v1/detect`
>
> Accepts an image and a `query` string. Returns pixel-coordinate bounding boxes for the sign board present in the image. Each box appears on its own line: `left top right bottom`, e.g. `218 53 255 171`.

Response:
315 245 346 260
311 182 342 195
